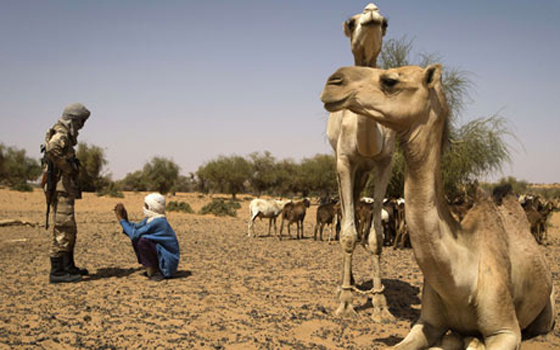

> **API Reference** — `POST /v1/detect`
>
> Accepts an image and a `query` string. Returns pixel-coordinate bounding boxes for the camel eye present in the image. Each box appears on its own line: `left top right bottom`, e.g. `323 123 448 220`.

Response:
381 77 399 89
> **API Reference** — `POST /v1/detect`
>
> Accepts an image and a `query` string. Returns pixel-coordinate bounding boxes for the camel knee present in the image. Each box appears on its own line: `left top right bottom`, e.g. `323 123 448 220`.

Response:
340 234 358 253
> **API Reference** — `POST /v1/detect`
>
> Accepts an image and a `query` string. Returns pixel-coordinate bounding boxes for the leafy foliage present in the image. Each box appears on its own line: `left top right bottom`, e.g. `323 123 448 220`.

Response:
196 155 252 199
76 142 109 192
167 201 194 213
142 157 180 195
0 143 42 189
199 198 240 217
96 181 124 198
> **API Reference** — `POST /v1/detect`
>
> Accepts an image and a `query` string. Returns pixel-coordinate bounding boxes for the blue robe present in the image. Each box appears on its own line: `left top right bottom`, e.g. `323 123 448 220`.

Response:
120 217 180 278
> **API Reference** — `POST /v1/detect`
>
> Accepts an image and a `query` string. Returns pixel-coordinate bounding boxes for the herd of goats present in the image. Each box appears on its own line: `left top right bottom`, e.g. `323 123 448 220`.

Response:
247 193 559 246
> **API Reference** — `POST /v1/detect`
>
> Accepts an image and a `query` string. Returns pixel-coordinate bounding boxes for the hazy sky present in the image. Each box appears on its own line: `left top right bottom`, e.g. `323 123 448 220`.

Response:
1 1 559 183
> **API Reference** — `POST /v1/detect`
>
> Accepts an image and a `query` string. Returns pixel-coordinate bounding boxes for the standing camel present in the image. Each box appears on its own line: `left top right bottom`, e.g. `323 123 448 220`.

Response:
326 3 395 321
320 64 554 349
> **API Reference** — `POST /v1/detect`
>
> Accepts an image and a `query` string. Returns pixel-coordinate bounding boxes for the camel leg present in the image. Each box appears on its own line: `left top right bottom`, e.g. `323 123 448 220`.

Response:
523 285 555 338
300 220 304 239
393 283 447 350
335 155 359 317
272 217 277 236
268 218 273 236
368 160 395 322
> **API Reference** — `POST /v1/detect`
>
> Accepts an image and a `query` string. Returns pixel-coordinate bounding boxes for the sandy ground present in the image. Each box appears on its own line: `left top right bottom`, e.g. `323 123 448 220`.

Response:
0 189 559 350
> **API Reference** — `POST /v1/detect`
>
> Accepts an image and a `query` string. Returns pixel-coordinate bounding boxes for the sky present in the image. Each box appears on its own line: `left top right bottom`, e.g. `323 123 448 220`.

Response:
1 0 559 183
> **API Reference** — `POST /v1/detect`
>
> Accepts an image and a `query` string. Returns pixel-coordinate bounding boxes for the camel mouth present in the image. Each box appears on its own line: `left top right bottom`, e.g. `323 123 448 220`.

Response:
323 97 349 113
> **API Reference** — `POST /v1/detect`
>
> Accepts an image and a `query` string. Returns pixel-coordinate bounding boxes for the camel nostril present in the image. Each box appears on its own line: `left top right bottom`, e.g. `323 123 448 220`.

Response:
327 76 344 86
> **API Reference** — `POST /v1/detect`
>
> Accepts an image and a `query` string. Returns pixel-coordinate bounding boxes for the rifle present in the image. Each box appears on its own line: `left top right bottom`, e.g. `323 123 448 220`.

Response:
40 144 58 229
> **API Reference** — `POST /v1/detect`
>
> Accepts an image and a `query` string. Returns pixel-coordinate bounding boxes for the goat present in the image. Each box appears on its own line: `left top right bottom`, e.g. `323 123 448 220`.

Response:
247 199 291 238
393 198 410 249
355 198 389 245
314 201 340 242
279 198 310 240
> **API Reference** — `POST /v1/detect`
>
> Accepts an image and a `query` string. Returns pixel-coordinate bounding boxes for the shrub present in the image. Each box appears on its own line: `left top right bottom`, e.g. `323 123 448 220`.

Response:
199 199 239 217
96 182 125 198
10 182 34 192
167 201 194 214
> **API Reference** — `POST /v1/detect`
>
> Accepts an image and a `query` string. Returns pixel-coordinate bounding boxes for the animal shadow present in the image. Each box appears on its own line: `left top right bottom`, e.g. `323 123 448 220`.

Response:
355 278 421 322
86 267 143 281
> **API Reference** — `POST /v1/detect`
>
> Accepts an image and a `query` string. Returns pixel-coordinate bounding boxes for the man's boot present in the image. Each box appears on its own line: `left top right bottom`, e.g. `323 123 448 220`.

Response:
67 251 89 276
49 254 81 283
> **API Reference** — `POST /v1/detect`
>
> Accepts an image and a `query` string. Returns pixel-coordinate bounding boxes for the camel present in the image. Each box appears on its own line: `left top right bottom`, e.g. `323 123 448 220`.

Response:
326 3 396 322
320 64 555 349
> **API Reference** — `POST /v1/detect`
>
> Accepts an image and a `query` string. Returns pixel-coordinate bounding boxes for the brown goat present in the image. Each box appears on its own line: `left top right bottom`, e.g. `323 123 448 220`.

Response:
313 201 340 241
279 198 310 240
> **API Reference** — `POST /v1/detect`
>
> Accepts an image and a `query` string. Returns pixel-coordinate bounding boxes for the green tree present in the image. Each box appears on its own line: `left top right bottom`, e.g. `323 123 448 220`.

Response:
196 155 252 199
142 157 180 194
273 158 300 197
298 154 337 197
0 143 42 189
248 151 278 195
76 142 109 192
119 170 147 192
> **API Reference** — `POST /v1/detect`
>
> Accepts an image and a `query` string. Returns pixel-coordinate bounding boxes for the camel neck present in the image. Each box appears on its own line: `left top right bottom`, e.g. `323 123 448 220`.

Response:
401 109 458 279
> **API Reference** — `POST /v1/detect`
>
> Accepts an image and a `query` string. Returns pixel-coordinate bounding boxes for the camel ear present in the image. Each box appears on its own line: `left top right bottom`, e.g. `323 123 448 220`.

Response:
424 64 442 88
381 18 388 36
343 19 354 38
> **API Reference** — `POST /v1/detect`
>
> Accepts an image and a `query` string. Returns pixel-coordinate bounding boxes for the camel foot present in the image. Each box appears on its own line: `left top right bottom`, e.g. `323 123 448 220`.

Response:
335 302 358 317
371 305 395 323
335 290 357 317
371 293 395 323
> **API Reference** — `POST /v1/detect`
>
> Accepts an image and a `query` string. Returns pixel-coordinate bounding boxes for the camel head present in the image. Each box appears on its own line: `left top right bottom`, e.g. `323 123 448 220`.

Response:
344 3 388 67
320 65 447 132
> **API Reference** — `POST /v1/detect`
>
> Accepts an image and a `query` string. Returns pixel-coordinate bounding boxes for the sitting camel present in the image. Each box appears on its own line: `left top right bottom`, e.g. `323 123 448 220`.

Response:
320 64 554 349
326 2 395 322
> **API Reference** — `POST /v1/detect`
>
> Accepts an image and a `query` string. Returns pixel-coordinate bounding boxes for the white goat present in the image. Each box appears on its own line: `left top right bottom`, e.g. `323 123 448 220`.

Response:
247 199 291 238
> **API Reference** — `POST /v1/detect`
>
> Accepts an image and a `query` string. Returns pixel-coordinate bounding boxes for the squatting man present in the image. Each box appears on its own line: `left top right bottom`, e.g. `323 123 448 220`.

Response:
114 193 180 281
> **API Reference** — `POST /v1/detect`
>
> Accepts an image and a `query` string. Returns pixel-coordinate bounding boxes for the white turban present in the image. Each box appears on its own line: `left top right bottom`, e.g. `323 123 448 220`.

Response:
143 193 166 222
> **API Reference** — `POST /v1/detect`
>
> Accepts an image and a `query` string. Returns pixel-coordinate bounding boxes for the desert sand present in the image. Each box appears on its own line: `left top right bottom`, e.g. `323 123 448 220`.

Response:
0 189 559 349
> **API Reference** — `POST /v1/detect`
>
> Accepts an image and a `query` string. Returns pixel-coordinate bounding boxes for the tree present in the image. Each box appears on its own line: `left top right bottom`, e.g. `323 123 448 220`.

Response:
118 170 147 192
0 143 42 189
142 157 180 194
76 142 109 192
371 36 513 199
298 154 337 197
248 151 278 196
196 155 252 199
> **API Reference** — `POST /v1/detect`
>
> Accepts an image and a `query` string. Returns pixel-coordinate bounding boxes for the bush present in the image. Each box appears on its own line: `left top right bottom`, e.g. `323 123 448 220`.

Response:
10 182 34 192
96 182 125 198
76 143 109 192
199 199 239 217
167 201 194 213
0 143 42 187
142 157 180 194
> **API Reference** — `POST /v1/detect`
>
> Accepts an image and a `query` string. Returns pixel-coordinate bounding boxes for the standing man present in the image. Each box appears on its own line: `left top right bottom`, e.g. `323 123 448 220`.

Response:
44 103 90 283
